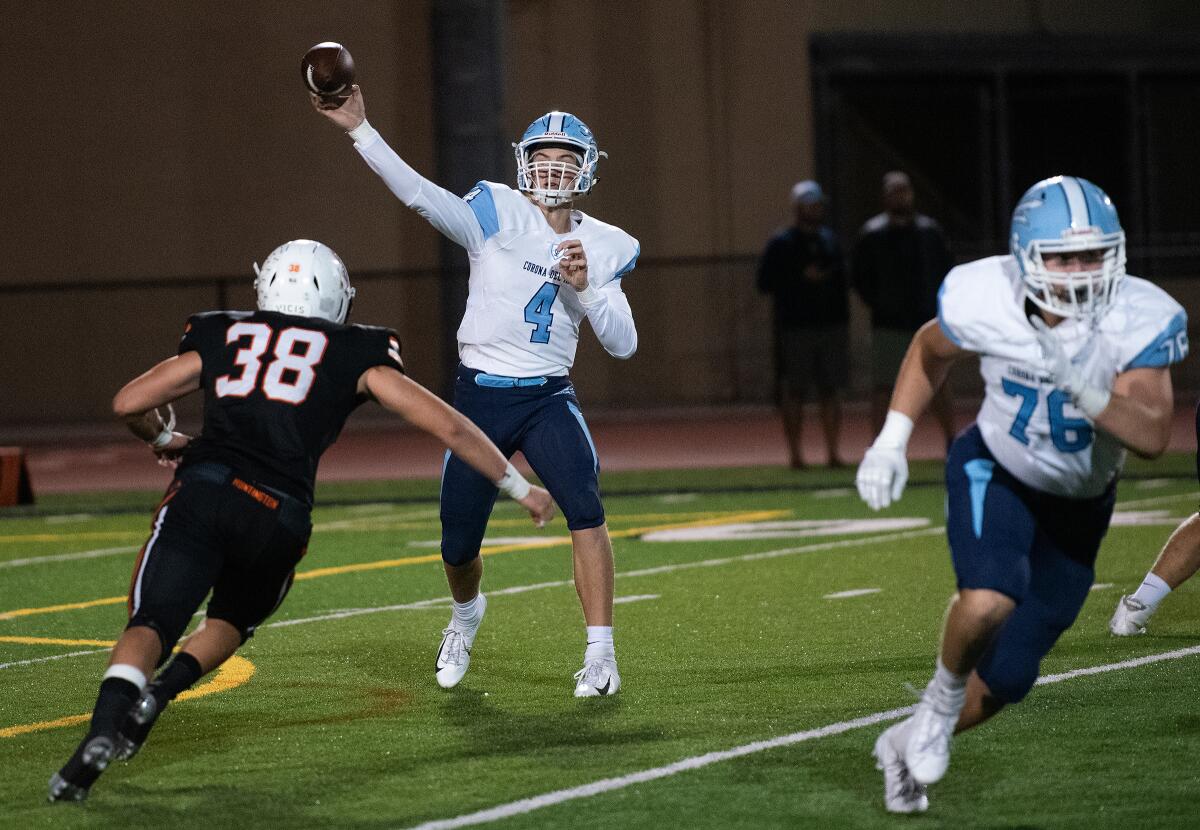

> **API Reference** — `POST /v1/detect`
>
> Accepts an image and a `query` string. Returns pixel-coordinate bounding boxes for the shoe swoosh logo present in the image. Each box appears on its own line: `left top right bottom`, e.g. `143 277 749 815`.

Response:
596 678 611 695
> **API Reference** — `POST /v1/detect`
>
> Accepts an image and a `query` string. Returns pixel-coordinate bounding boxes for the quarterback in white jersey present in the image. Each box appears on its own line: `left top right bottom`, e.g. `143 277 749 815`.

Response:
314 87 636 698
855 176 1186 813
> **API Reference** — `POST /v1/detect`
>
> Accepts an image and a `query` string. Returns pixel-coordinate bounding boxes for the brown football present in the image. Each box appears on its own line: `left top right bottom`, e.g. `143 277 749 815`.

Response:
301 42 355 107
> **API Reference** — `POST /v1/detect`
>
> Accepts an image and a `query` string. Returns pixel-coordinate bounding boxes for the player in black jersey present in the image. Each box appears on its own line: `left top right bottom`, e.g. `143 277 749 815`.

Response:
49 240 554 803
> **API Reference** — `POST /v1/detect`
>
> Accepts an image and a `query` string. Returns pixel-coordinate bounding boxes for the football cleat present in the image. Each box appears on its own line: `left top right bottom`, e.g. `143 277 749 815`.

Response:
904 698 957 785
573 658 621 697
1109 594 1153 636
874 722 929 814
435 594 486 689
113 683 166 761
47 735 115 803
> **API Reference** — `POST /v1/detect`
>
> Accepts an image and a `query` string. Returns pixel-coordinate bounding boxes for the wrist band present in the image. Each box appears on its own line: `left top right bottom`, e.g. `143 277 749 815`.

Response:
496 462 532 500
150 429 174 450
875 410 915 449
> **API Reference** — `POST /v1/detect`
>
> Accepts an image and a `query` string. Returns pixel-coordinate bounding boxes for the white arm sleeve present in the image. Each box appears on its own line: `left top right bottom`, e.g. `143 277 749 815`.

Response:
576 281 638 359
351 123 485 254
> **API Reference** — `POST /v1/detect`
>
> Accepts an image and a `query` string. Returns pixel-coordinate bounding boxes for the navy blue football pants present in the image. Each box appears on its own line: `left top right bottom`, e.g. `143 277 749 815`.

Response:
440 364 604 566
945 425 1115 703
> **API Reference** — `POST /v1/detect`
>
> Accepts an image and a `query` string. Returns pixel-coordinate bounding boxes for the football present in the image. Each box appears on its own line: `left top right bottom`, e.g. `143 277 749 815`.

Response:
301 41 355 107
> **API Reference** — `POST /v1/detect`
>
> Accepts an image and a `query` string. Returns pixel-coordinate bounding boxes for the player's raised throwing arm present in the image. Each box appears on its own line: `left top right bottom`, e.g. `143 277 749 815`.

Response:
857 320 966 510
359 366 556 526
311 86 484 253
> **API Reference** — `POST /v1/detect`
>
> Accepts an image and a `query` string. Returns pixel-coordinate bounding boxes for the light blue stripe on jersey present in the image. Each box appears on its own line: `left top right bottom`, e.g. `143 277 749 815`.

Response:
936 280 964 346
567 402 599 472
963 459 995 539
614 245 640 279
1124 310 1189 369
466 182 501 240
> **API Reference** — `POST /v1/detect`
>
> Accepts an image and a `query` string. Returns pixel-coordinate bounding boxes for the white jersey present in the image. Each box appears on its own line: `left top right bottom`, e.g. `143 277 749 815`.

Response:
939 256 1187 498
352 125 640 377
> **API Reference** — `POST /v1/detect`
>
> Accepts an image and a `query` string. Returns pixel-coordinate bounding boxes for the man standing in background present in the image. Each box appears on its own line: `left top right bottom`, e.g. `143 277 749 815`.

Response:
853 171 956 445
757 180 849 468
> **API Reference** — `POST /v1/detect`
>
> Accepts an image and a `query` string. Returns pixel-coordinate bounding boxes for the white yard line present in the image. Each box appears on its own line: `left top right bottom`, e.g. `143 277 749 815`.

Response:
823 588 881 599
0 545 140 569
267 527 948 629
0 648 111 670
400 644 1200 830
613 594 660 605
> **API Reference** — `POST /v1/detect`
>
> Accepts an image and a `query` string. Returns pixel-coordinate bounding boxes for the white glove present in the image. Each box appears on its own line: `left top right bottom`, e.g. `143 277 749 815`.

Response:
856 411 913 511
1030 316 1110 418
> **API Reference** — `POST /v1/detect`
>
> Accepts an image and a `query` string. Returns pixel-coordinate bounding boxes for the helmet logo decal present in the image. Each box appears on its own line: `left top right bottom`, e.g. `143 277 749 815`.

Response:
289 263 301 272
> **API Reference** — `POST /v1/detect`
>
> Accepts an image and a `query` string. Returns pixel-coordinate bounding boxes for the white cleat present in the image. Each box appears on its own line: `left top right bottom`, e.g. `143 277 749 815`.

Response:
573 658 621 697
874 722 929 814
435 594 486 689
904 699 957 786
1109 595 1152 636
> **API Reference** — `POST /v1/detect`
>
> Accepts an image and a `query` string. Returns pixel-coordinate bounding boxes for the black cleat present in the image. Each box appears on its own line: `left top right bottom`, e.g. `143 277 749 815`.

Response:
113 685 164 761
47 735 115 803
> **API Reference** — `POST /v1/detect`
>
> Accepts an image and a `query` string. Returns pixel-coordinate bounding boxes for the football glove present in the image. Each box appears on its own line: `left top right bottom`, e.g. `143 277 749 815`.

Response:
856 411 914 511
1030 316 1111 418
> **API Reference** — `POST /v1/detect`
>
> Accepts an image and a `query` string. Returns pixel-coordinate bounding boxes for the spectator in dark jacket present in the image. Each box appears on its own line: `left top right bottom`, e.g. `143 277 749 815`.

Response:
757 180 848 468
853 171 956 446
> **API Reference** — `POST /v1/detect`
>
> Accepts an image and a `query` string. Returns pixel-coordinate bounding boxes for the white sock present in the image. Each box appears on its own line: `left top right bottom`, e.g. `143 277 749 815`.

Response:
103 663 147 690
925 659 966 714
1130 572 1171 610
451 593 484 630
584 625 615 662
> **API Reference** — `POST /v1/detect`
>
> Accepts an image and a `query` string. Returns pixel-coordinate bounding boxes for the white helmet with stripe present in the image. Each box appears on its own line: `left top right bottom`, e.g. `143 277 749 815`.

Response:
253 240 355 324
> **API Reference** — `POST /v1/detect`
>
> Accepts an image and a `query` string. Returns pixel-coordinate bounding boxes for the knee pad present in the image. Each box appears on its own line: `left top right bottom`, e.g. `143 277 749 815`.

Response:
563 494 605 531
976 651 1040 704
440 543 482 568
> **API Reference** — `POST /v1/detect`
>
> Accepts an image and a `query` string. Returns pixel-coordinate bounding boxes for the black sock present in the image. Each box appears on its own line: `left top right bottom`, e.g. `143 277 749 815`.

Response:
57 678 139 787
88 677 141 739
155 652 204 701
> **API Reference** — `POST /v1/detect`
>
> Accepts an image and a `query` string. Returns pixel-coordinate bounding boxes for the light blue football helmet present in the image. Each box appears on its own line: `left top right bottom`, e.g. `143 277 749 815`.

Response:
1010 175 1126 321
513 111 606 207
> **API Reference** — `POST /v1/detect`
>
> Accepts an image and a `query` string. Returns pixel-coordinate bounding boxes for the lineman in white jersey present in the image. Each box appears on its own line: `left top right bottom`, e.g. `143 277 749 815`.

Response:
855 176 1187 812
314 88 638 697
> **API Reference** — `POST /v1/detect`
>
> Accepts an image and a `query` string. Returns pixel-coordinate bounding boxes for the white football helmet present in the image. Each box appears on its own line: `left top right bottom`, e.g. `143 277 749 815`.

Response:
513 111 606 207
253 240 355 324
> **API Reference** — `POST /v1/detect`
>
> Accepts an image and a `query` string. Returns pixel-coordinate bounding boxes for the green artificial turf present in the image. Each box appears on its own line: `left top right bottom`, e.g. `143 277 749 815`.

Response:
1 461 1197 827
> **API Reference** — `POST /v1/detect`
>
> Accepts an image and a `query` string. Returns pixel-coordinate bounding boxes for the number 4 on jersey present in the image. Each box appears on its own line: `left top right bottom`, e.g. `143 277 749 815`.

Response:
524 281 560 344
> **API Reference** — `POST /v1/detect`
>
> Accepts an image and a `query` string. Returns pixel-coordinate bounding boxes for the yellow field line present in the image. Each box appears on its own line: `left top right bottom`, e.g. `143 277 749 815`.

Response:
0 510 790 619
0 531 144 544
0 655 255 739
0 510 765 544
0 635 117 647
0 597 127 621
295 510 788 581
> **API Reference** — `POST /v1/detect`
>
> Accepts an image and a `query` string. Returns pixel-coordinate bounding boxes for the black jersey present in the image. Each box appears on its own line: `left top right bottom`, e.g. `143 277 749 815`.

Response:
177 310 403 505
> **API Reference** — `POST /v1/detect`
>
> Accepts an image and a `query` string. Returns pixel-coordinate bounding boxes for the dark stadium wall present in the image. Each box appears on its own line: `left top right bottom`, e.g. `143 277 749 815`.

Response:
4 1 1200 424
